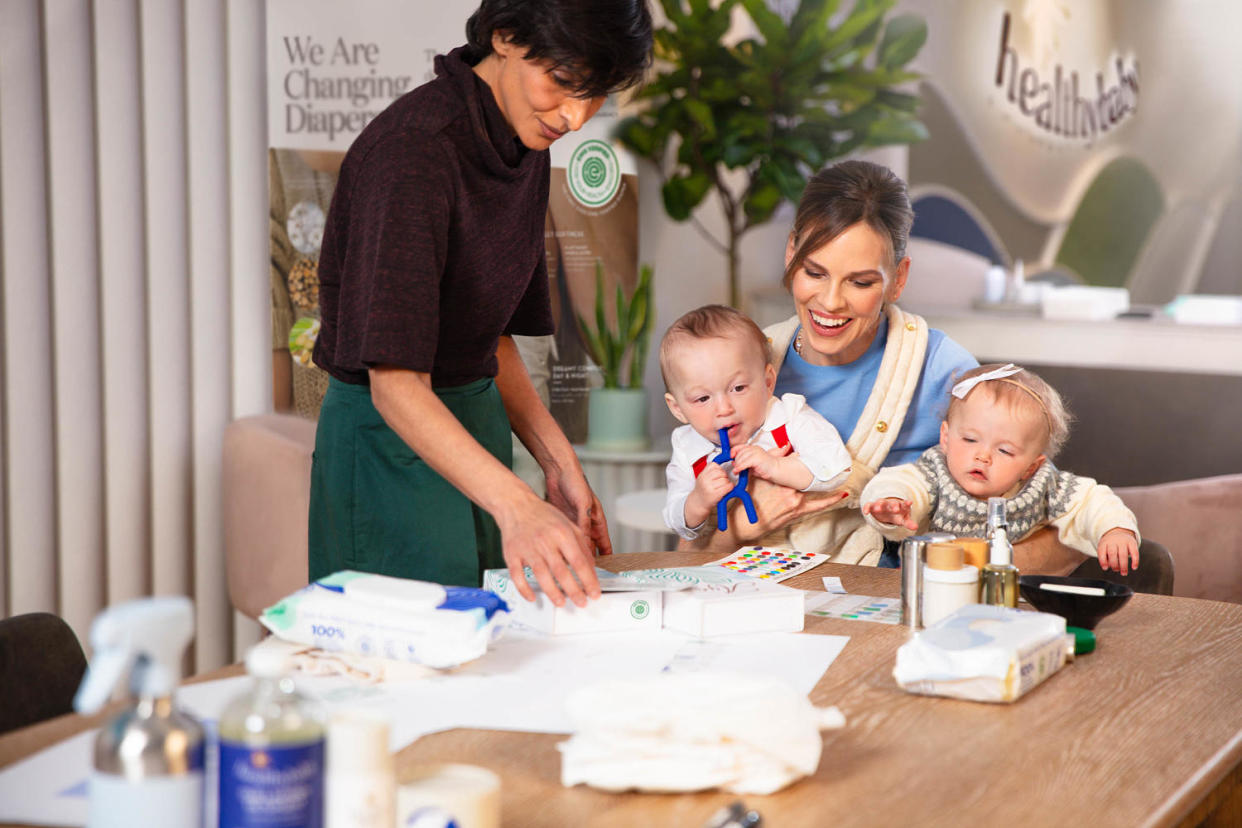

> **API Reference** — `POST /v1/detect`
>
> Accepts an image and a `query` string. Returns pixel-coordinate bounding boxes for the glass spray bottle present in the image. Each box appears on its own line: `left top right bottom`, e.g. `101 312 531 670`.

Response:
981 497 1020 607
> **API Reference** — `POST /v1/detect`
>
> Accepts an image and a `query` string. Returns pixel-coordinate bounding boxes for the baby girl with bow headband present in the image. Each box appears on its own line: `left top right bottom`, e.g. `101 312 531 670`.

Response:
859 363 1140 574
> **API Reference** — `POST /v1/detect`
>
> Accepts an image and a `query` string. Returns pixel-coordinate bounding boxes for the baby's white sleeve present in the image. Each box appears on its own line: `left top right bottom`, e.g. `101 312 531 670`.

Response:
663 455 705 541
859 464 933 540
1048 474 1141 556
782 396 852 493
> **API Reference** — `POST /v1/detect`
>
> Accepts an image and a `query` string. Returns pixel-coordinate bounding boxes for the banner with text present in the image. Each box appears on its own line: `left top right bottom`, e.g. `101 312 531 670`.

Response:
265 0 639 442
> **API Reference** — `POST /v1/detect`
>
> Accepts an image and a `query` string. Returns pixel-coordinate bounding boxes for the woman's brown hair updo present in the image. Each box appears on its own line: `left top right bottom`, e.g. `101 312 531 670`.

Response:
782 160 914 289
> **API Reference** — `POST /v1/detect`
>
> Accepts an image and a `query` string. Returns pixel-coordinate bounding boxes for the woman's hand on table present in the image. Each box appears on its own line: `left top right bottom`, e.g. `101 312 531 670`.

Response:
496 492 601 608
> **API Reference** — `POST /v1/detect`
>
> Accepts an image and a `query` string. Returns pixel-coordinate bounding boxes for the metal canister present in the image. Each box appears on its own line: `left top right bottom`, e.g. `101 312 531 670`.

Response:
900 533 955 630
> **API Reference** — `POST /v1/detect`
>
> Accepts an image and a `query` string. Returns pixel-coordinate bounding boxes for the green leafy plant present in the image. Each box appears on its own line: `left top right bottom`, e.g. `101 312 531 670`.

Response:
575 261 655 389
617 0 929 307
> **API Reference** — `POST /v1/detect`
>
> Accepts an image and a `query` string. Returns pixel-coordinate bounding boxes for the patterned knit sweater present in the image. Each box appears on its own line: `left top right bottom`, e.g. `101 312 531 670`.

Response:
860 447 1140 556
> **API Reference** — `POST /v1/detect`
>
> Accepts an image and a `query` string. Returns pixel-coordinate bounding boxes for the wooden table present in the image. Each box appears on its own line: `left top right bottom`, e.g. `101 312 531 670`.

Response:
4 552 1242 827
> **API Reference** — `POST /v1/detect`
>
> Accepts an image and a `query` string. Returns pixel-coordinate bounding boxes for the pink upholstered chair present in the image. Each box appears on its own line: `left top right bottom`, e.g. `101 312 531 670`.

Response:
1115 474 1242 604
222 414 317 619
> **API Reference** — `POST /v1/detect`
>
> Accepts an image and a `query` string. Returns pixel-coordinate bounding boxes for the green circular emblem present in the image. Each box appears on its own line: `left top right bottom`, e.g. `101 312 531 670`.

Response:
567 139 622 207
630 599 650 620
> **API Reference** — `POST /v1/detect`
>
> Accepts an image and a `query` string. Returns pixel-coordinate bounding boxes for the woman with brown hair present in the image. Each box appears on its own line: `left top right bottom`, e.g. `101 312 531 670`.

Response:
686 159 978 564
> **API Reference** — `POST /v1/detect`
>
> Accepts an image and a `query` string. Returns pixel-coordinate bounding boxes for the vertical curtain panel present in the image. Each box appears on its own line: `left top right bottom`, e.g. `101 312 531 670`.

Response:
0 0 269 673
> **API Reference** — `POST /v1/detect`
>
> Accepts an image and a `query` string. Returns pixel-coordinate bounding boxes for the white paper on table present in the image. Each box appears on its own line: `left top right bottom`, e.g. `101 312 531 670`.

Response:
821 576 847 594
804 591 835 612
805 593 903 625
0 728 93 827
421 628 690 736
661 632 848 696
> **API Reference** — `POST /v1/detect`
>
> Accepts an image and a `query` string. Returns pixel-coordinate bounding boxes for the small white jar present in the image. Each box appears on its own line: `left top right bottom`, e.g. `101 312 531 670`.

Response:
922 564 980 626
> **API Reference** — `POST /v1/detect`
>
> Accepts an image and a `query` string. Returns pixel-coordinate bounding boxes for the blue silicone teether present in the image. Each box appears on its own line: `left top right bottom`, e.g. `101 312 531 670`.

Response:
714 427 758 532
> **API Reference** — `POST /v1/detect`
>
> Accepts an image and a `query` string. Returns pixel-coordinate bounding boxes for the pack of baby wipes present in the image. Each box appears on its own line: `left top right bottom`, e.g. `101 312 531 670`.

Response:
893 604 1073 703
259 571 509 669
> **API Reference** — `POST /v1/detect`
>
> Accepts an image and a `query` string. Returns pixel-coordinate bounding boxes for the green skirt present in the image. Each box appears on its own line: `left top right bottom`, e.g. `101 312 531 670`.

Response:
308 376 511 586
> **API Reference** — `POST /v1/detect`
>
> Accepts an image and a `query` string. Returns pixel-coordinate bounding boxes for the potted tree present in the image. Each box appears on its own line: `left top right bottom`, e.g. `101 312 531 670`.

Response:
576 261 656 451
617 0 929 307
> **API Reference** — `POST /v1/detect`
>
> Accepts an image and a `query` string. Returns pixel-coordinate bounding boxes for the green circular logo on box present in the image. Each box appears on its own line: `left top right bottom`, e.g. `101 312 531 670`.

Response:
630 599 650 620
568 139 621 207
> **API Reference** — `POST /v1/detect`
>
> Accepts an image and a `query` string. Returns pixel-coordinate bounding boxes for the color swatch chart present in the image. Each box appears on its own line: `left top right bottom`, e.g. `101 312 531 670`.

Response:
805 593 902 625
706 546 828 582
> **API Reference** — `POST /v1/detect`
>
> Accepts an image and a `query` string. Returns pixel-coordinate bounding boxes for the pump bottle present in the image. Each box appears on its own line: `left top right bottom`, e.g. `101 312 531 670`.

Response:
981 497 1020 607
74 596 205 828
218 644 326 828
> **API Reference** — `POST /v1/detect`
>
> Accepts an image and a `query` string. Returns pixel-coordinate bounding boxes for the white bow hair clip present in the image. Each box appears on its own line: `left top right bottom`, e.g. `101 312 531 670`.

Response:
952 363 1022 399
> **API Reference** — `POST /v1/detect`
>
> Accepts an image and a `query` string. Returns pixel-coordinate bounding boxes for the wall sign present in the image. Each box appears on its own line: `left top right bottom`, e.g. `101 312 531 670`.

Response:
993 10 1139 145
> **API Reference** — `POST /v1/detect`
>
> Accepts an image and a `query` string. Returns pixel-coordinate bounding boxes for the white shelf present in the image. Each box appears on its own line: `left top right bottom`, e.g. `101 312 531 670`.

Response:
918 306 1242 376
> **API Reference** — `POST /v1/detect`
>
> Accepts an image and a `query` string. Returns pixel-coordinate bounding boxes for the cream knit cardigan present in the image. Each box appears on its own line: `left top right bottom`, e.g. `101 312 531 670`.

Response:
760 305 928 564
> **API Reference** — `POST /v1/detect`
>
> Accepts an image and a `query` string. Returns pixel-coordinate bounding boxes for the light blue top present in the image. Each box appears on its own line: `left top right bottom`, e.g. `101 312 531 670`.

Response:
773 317 977 468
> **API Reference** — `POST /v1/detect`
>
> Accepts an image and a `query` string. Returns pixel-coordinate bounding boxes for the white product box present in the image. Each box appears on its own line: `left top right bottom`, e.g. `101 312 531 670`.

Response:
482 569 662 635
1040 285 1130 321
662 577 805 637
1168 294 1242 325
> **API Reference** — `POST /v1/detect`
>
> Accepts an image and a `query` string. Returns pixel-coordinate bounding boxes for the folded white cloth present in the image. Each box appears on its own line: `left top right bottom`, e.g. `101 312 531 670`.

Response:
558 673 845 795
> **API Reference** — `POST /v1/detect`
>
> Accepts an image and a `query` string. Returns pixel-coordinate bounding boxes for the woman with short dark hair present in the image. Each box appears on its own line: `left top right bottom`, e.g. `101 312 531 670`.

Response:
310 1 653 606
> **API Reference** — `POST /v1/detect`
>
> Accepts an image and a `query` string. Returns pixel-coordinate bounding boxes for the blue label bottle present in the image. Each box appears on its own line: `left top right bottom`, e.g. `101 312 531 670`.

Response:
218 646 325 827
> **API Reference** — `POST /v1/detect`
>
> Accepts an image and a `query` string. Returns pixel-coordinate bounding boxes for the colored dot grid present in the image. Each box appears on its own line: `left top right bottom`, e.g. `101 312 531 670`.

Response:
707 546 829 582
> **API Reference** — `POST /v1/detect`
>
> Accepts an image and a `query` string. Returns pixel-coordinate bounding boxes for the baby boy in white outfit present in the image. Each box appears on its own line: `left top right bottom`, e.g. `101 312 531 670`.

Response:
660 305 852 540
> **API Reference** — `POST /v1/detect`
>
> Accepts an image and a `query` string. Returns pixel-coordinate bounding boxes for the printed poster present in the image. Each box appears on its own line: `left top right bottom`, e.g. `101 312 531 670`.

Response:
265 0 639 443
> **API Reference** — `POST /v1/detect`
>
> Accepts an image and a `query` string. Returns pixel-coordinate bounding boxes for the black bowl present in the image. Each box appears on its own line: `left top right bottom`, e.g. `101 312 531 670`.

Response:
1018 575 1133 630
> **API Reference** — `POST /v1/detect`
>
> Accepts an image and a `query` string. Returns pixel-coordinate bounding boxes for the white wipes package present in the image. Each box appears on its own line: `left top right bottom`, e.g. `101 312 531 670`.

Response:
893 604 1071 703
558 673 845 795
260 571 510 669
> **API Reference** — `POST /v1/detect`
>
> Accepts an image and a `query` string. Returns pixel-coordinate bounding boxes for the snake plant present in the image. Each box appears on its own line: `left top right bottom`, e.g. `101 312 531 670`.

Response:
575 260 655 389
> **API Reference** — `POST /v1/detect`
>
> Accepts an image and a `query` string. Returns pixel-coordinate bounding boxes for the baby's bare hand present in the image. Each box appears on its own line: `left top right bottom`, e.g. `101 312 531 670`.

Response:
694 464 734 498
1098 528 1139 576
731 444 774 478
863 497 918 531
